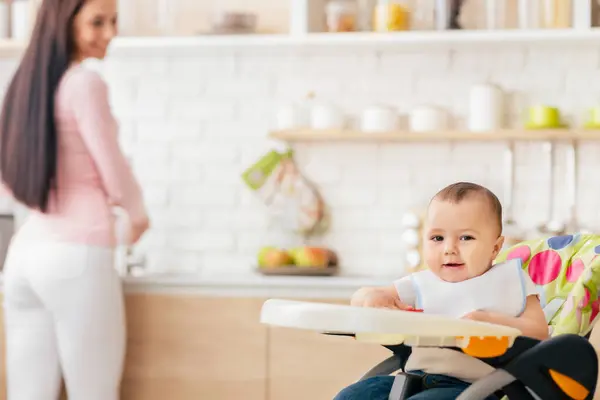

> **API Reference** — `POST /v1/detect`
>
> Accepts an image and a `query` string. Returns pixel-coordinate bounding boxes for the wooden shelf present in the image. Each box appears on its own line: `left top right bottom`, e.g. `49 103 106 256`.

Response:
106 28 600 55
111 28 600 48
4 28 600 58
269 129 600 143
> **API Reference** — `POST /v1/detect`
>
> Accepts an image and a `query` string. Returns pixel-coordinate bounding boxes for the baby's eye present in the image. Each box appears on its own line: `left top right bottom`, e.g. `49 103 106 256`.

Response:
460 235 475 241
430 235 443 242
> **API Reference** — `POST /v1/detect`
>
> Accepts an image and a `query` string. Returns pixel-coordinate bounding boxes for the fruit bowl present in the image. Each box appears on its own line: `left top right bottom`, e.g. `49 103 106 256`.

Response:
256 246 339 276
256 264 339 276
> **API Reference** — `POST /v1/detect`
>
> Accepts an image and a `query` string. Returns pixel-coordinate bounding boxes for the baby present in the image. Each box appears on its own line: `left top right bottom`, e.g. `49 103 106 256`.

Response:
335 182 548 400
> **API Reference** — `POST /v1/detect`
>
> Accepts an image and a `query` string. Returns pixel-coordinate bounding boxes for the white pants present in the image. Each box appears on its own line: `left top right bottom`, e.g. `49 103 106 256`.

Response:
2 235 126 400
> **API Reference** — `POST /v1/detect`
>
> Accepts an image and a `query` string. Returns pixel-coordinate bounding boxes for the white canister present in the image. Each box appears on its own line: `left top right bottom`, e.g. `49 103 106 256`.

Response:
409 105 449 132
401 212 421 229
468 83 505 132
360 105 398 132
401 229 420 247
310 102 345 129
406 250 421 269
275 103 309 130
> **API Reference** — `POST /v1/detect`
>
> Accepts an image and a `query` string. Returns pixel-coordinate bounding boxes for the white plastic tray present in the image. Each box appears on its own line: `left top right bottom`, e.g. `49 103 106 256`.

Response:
260 299 522 349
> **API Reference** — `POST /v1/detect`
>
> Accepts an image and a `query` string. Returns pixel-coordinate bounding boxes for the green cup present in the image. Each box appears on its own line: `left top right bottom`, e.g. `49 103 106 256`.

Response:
584 106 600 129
525 106 564 129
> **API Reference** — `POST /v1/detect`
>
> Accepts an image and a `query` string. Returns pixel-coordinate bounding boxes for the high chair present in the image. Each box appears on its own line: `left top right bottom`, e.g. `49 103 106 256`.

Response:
260 233 600 400
348 233 600 399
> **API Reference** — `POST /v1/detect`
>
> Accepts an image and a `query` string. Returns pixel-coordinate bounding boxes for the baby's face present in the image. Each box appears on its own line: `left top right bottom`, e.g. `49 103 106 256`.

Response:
422 197 504 282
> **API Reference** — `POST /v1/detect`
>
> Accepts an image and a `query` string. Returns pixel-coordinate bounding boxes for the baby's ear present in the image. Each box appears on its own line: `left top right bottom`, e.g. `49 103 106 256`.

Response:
493 235 505 256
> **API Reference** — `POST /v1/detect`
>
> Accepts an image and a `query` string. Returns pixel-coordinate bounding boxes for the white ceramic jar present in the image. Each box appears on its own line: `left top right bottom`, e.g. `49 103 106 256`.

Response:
310 102 345 129
275 103 309 130
409 105 449 132
361 105 398 132
468 83 505 132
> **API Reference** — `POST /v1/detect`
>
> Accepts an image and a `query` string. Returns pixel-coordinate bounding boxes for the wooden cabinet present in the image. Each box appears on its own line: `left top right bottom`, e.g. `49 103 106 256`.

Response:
2 291 600 398
0 293 389 400
121 294 268 400
267 299 390 400
268 326 390 400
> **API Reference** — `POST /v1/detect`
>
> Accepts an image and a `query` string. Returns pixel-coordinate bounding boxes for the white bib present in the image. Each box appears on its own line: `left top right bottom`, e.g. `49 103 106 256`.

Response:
411 259 527 319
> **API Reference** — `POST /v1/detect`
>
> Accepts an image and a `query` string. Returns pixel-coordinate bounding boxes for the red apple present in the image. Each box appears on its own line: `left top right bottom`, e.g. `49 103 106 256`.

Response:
292 246 330 268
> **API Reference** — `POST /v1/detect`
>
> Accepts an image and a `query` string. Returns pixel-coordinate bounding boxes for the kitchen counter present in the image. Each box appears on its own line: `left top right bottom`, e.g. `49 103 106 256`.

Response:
0 271 396 400
122 272 394 298
0 271 394 299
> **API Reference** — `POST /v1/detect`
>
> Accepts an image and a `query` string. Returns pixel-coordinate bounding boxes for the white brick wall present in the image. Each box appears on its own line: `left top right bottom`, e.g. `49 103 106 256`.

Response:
2 41 600 278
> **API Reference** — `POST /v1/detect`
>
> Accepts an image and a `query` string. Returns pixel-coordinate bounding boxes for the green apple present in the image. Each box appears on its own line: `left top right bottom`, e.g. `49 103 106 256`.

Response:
257 247 292 268
288 247 301 264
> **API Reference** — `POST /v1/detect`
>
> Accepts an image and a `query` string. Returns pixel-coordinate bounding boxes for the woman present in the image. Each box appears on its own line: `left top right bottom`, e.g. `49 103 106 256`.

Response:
0 0 149 398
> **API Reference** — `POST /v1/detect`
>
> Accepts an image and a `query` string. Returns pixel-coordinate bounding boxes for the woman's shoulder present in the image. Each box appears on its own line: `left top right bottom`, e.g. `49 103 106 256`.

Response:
60 62 108 93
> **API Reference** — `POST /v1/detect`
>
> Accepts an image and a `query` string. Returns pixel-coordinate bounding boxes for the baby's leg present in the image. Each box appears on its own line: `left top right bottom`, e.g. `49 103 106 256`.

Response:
408 375 498 400
407 387 468 400
333 376 395 400
407 375 500 400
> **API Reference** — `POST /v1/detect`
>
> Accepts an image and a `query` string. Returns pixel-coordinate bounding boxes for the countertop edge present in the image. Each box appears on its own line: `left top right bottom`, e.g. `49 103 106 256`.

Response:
0 272 396 299
121 273 393 298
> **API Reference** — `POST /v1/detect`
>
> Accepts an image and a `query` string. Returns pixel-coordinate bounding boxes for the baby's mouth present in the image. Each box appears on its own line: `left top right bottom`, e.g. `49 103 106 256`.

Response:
443 263 465 268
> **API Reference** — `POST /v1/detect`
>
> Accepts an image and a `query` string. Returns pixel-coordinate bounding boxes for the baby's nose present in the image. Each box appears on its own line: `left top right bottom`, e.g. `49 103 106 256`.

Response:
444 240 458 254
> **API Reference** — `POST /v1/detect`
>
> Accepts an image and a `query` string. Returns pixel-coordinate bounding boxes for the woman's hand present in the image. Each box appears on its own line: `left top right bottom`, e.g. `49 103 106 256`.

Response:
129 217 150 244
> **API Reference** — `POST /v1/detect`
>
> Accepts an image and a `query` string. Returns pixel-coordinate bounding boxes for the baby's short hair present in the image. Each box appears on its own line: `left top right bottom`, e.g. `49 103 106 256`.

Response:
432 182 503 236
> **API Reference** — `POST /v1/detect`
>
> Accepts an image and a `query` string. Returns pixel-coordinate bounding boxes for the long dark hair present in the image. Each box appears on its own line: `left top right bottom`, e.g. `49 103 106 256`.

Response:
0 0 84 212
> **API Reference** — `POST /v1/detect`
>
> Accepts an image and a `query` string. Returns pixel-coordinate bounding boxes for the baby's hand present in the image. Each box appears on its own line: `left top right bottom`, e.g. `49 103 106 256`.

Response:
356 289 411 310
461 310 490 322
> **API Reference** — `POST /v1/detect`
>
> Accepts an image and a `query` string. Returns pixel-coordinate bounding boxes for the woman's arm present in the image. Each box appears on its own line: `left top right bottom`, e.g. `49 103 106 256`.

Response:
463 295 549 341
66 68 149 243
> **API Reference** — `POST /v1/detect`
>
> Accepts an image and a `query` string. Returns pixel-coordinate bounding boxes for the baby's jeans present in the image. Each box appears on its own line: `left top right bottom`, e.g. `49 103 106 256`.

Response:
333 371 500 400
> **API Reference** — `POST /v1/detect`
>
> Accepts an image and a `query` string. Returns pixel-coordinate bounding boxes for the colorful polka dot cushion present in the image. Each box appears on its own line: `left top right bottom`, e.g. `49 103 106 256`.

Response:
495 233 600 337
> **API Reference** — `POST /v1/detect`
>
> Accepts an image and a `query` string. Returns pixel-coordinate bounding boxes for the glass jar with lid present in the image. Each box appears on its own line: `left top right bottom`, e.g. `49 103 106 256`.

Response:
373 0 411 31
325 0 358 32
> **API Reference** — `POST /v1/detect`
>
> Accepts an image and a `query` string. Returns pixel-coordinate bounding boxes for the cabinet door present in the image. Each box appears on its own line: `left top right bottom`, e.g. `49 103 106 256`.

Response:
121 294 268 400
0 294 267 400
267 299 391 400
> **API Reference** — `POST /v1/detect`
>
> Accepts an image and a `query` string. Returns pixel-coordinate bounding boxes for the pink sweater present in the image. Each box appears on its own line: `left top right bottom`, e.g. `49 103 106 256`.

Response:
8 64 147 247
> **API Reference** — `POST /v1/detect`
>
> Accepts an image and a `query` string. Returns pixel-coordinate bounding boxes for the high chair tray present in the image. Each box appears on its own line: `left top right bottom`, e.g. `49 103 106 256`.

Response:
260 299 522 350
